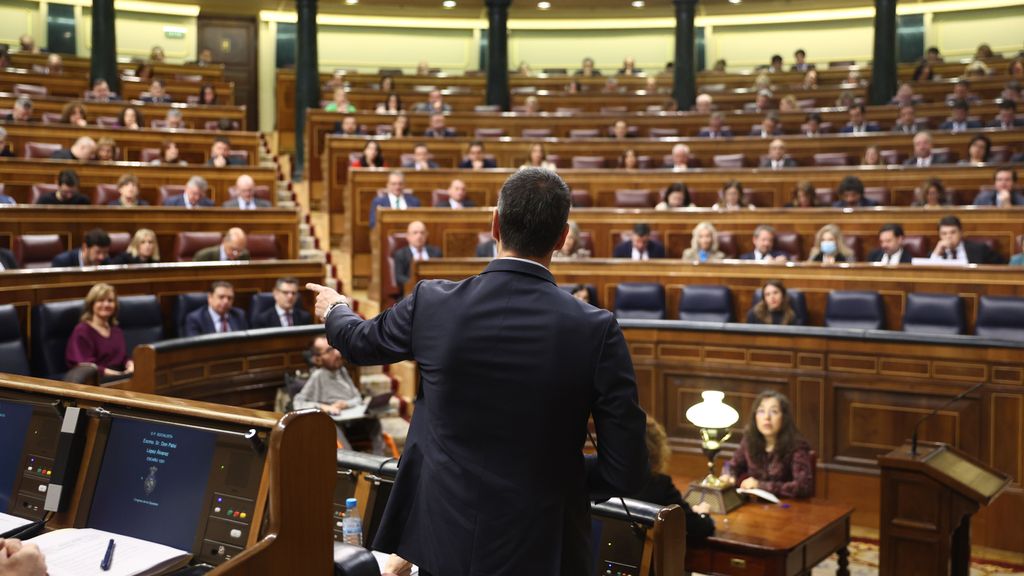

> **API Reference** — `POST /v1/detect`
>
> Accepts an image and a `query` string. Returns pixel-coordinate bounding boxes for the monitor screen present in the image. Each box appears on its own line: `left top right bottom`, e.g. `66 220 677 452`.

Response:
87 418 217 551
0 399 34 512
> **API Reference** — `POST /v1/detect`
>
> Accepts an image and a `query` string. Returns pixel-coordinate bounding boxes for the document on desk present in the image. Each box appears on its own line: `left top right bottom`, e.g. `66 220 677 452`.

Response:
29 528 192 576
0 512 34 536
736 487 781 504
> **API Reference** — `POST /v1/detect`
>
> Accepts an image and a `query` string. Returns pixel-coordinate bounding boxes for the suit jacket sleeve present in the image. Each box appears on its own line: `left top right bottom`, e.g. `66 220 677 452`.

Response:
325 287 417 366
393 248 412 288
184 311 204 337
586 317 650 500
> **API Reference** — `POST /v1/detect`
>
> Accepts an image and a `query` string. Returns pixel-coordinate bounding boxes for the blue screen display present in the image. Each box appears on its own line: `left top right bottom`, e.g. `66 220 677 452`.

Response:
87 418 217 551
0 400 33 512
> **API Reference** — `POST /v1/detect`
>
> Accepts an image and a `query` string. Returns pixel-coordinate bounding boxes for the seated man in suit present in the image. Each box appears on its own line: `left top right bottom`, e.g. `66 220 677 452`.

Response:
613 223 665 260
694 93 713 114
946 80 980 105
458 141 496 169
669 143 692 172
929 215 1004 264
140 78 173 103
435 178 475 209
410 89 452 114
973 168 1024 207
223 174 271 209
760 139 796 169
939 100 982 133
50 136 97 162
803 112 823 136
52 228 110 267
891 105 919 134
194 227 250 261
611 120 631 140
832 175 879 208
88 78 119 102
333 115 364 136
791 48 813 72
401 143 439 171
294 336 385 454
208 136 246 167
163 175 215 208
475 237 497 258
740 224 788 262
108 173 149 207
6 96 33 122
393 220 442 294
184 281 249 336
750 112 781 137
699 112 733 138
423 114 456 138
868 223 913 264
903 131 943 167
840 104 879 134
37 169 89 205
369 170 421 228
0 246 17 270
990 100 1024 129
252 277 313 328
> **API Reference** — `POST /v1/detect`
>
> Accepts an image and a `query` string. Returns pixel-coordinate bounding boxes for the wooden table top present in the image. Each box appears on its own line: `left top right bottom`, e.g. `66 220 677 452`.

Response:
700 498 853 552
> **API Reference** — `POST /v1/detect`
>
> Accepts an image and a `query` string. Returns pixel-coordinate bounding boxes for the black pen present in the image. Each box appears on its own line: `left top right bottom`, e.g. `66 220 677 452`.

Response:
100 538 115 571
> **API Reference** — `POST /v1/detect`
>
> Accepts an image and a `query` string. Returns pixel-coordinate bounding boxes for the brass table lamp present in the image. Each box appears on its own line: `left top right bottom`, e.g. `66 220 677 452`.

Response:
683 390 743 514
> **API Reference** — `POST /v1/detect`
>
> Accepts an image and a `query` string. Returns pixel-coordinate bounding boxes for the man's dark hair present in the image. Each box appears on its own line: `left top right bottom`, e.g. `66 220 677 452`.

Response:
213 135 231 146
58 169 79 188
879 223 904 237
852 103 867 114
770 54 782 64
496 168 570 258
151 78 165 87
951 99 970 112
999 99 1017 112
794 49 806 57
927 46 940 55
956 79 970 88
996 167 1018 183
92 78 107 88
275 277 299 289
83 228 110 248
938 215 962 230
805 112 822 123
633 223 651 237
837 175 864 197
209 280 234 293
468 140 484 150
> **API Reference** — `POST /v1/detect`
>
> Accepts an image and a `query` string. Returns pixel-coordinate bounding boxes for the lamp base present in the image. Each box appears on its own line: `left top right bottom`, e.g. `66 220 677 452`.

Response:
683 483 743 515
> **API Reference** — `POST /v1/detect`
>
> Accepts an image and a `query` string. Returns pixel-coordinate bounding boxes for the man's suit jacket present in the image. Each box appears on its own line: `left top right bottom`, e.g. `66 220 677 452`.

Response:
51 250 84 267
902 153 948 167
749 126 781 137
434 198 477 208
392 245 442 292
400 160 439 171
867 248 913 264
475 239 497 258
698 128 733 138
972 189 1024 206
222 198 272 209
0 247 18 269
457 158 497 169
250 305 313 329
839 122 881 133
325 258 648 575
369 194 422 228
759 157 797 169
988 118 1024 129
192 245 251 261
163 194 215 208
962 241 1005 265
183 306 249 336
423 127 457 138
739 249 789 261
939 119 983 131
891 122 918 134
612 240 666 259
207 155 246 167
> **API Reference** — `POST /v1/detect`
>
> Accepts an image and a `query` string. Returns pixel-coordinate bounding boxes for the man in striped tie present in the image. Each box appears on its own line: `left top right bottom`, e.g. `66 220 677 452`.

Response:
252 277 314 329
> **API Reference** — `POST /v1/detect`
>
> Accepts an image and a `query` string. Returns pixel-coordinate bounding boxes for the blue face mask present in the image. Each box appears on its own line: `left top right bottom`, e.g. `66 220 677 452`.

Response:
820 240 837 255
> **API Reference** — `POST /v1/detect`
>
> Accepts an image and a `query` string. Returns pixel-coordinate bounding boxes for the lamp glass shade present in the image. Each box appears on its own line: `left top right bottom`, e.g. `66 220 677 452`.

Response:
685 390 740 429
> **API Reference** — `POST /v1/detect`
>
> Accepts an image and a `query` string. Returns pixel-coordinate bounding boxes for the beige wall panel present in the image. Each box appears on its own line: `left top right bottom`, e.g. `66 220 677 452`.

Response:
81 8 197 63
931 6 1024 60
509 28 673 74
709 18 874 70
316 25 478 74
0 0 41 49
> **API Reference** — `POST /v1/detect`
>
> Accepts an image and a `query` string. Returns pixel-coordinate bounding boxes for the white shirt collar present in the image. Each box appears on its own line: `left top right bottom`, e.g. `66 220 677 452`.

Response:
631 246 649 261
208 307 230 332
497 256 549 270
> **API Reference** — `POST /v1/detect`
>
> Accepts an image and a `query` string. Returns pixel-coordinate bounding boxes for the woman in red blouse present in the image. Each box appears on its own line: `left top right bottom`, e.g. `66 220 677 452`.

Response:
720 390 814 498
65 283 132 379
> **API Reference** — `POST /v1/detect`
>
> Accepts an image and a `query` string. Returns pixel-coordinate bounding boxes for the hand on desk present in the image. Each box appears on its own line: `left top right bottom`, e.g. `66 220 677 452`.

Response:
0 539 47 576
381 553 412 576
739 477 760 490
321 400 350 415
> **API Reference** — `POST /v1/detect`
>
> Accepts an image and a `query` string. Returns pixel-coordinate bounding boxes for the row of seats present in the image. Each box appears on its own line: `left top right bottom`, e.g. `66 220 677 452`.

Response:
11 231 280 268
0 292 308 379
18 141 250 163
611 284 1024 340
7 181 271 206
10 82 216 106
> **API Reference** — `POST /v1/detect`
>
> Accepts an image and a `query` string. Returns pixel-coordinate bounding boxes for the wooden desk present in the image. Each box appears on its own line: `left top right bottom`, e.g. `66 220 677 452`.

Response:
688 500 853 576
0 68 235 105
10 53 227 81
0 92 248 130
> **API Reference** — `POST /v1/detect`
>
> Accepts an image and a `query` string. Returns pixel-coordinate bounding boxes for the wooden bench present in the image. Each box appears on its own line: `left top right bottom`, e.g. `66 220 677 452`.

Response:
0 68 236 105
0 92 248 130
11 53 227 81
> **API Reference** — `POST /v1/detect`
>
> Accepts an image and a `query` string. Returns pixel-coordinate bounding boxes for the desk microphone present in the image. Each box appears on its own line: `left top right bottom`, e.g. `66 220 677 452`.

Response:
911 381 985 457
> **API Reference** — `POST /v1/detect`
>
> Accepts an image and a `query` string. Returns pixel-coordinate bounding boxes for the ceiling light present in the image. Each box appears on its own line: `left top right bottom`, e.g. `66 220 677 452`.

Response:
345 0 358 4
728 0 742 4
537 1 551 9
442 0 457 7
631 0 645 7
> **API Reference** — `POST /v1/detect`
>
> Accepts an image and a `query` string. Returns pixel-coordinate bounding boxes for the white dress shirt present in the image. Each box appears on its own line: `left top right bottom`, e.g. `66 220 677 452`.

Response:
631 247 650 261
389 194 407 210
275 304 294 327
879 248 904 265
932 243 967 263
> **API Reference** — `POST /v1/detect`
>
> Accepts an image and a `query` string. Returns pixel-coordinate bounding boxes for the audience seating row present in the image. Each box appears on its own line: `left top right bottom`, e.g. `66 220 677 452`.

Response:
0 93 247 129
10 53 227 81
0 69 236 104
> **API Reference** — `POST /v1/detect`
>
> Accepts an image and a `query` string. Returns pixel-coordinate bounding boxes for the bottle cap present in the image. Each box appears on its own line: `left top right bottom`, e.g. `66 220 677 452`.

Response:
346 497 358 508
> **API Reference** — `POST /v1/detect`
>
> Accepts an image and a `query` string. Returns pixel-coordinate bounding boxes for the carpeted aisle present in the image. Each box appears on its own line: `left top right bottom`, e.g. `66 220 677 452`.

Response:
804 538 1024 576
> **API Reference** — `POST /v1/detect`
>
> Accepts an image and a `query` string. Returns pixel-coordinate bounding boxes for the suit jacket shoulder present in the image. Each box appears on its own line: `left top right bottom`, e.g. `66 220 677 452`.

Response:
51 250 80 267
0 248 18 269
193 246 220 261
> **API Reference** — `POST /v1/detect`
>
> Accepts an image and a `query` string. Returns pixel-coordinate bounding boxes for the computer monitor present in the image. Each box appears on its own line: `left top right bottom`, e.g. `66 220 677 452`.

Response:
0 395 61 520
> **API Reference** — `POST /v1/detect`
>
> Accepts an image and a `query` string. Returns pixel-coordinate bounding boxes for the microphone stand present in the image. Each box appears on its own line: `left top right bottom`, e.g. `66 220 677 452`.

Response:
911 381 985 457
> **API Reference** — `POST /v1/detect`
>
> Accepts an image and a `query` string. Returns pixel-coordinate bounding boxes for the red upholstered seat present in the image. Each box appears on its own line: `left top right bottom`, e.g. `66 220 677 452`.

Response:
864 187 891 205
775 231 803 259
813 152 850 166
713 154 745 168
173 232 221 262
24 142 61 159
521 128 552 138
571 189 592 207
30 184 59 204
717 232 738 258
107 232 131 258
613 189 657 208
902 235 930 258
93 184 119 205
13 83 47 97
158 185 186 205
13 234 65 268
247 234 279 260
571 156 605 169
140 148 161 163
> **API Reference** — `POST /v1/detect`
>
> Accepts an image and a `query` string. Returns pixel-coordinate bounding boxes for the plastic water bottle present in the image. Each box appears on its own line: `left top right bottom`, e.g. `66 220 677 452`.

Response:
342 497 363 546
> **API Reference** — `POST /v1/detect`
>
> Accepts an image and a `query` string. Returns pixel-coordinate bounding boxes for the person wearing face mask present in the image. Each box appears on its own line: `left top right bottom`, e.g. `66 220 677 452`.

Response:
807 224 855 264
745 280 804 325
719 390 814 499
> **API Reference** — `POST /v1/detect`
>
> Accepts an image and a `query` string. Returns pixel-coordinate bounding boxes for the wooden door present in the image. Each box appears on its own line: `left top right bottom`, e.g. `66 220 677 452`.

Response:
198 15 258 129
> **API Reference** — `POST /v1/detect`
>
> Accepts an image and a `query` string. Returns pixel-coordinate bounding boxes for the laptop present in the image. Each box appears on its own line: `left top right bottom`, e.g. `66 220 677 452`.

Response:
330 393 392 422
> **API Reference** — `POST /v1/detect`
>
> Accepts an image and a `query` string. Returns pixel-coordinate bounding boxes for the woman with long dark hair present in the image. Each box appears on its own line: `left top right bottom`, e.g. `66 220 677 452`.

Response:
746 280 803 325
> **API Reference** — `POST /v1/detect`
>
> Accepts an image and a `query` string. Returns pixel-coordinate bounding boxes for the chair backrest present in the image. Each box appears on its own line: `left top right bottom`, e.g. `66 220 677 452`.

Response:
717 232 738 258
0 304 30 376
95 115 120 127
613 189 656 208
227 150 249 163
902 293 965 335
107 232 131 258
13 83 47 97
813 152 850 166
248 234 279 260
975 295 1024 341
174 292 209 337
825 291 885 329
159 184 187 205
116 295 165 355
571 189 593 207
474 127 505 138
31 299 84 379
752 288 808 325
93 183 120 205
569 129 600 139
773 232 801 260
864 187 891 205
571 156 605 169
521 128 552 138
24 142 61 159
473 105 501 113
678 285 734 322
30 183 59 204
249 292 276 325
140 147 162 163
13 234 65 268
173 231 221 261
713 153 745 168
40 112 62 124
842 236 863 261
614 283 665 320
815 188 835 205
648 128 679 138
902 235 930 258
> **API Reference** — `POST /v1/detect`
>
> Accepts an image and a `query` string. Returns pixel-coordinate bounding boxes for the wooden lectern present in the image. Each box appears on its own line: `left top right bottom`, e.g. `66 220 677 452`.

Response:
877 441 1011 576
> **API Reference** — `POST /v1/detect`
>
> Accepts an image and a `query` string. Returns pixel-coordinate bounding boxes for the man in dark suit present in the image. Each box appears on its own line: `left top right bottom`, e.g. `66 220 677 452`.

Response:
184 281 249 336
434 179 475 209
840 104 880 134
749 112 781 137
457 141 497 169
307 168 647 576
475 238 497 258
392 221 442 295
423 114 456 138
698 112 733 138
0 247 19 270
208 136 246 167
52 228 110 267
401 144 439 171
36 169 90 205
251 277 313 328
989 100 1024 129
612 223 665 260
759 139 797 169
891 105 919 134
930 215 1004 264
939 100 982 133
973 168 1024 207
790 48 814 72
369 170 421 228
832 175 879 208
222 174 271 209
163 176 215 208
902 131 945 167
868 223 913 264
740 224 788 262
193 228 250 261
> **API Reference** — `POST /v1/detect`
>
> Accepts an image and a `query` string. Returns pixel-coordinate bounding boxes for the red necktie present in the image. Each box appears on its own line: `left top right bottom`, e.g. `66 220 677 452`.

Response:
220 315 229 333
285 312 293 327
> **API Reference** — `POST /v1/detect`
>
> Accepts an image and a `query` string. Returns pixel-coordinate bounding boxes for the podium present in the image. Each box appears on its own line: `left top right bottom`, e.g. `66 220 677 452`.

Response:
877 442 1011 576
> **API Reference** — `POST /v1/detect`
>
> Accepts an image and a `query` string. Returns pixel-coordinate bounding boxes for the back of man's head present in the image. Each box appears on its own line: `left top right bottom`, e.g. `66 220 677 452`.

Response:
838 175 865 197
497 168 571 258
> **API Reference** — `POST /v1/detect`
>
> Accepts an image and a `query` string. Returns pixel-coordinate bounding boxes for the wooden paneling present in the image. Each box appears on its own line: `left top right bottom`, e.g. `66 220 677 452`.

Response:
0 69 235 104
10 53 226 81
0 93 247 130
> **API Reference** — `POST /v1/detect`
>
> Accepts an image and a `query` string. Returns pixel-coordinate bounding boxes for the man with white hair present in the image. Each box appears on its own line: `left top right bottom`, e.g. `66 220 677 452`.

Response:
223 174 270 209
902 131 942 167
5 97 33 122
670 144 691 172
759 139 797 169
163 175 215 208
51 137 97 161
694 93 713 114
193 227 250 261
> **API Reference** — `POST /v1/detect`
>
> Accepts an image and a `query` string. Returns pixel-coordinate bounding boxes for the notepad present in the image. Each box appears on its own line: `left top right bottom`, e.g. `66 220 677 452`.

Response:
0 512 34 537
29 528 192 576
736 487 781 504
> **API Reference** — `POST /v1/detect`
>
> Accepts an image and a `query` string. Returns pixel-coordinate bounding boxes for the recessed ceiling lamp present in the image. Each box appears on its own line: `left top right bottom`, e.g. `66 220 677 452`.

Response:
537 1 551 9
345 0 358 4
728 0 742 4
442 0 457 7
631 0 645 7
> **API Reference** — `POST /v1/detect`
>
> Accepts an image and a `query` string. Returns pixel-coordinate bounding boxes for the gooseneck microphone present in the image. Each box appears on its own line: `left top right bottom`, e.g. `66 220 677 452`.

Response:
911 381 985 457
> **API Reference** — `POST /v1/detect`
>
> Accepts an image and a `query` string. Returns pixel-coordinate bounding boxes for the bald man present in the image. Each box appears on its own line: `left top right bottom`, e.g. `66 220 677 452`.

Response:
392 221 441 296
759 139 797 169
193 227 250 261
434 179 475 209
223 174 271 209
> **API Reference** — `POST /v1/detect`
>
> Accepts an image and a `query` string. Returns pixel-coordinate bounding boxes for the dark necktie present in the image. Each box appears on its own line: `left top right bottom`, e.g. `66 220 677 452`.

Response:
220 315 229 333
285 312 293 327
